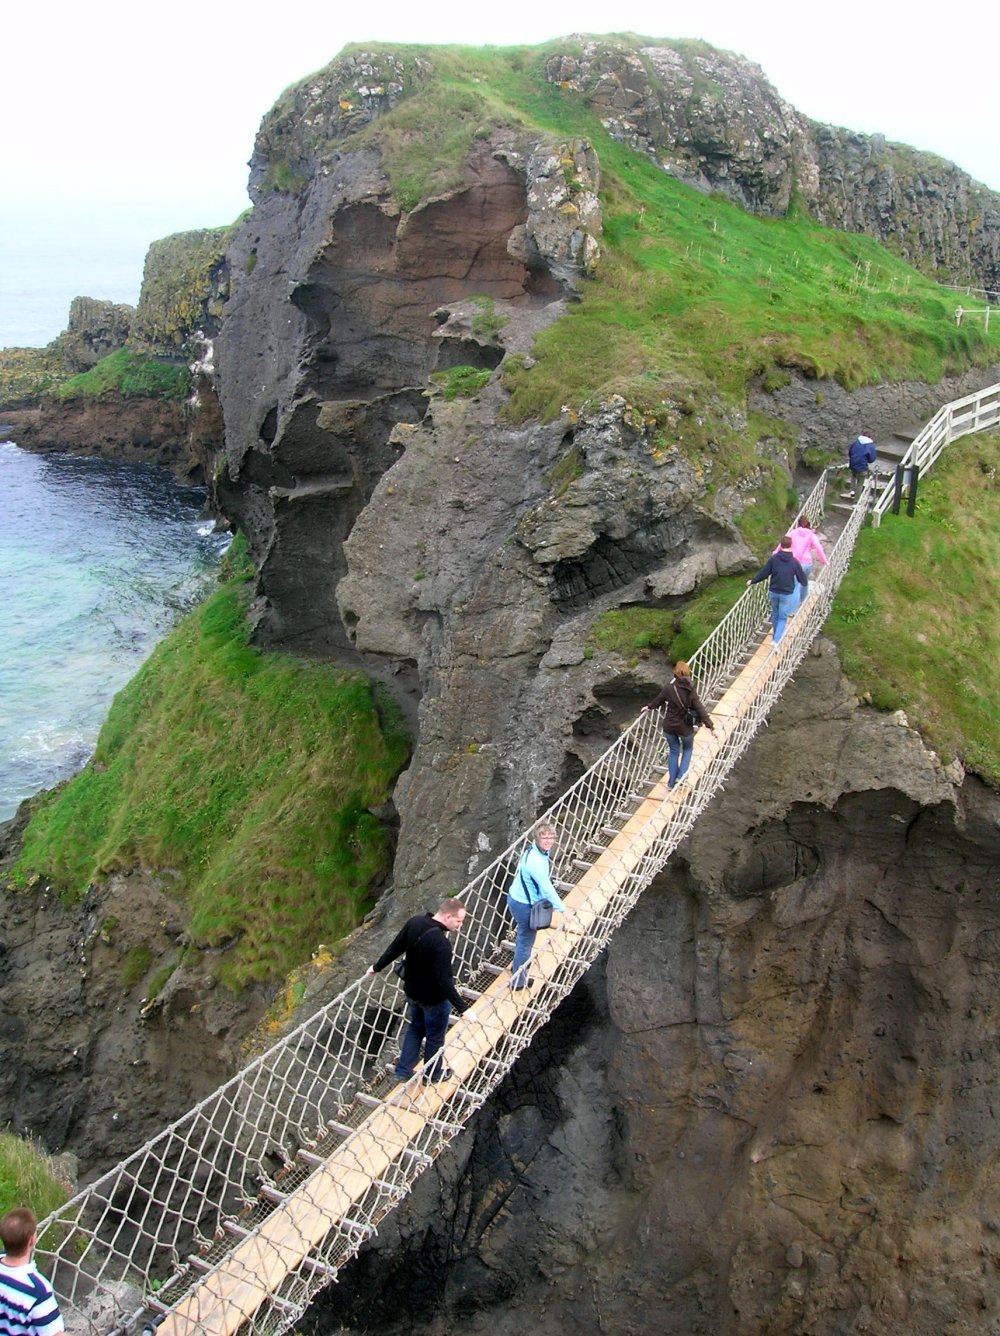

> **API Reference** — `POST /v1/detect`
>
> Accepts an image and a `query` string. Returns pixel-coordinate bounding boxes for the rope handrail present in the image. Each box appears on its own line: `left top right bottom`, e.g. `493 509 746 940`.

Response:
37 468 866 1336
871 381 1000 525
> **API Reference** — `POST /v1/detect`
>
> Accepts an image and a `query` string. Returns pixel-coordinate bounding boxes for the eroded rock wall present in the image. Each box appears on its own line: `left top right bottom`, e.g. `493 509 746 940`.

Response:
0 396 195 474
305 641 1000 1336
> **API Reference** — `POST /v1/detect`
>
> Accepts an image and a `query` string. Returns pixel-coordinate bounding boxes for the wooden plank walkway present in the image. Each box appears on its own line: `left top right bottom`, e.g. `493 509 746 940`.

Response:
158 622 790 1336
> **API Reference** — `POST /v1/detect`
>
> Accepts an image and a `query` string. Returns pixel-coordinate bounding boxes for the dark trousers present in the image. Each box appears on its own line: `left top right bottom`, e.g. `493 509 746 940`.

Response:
395 997 451 1080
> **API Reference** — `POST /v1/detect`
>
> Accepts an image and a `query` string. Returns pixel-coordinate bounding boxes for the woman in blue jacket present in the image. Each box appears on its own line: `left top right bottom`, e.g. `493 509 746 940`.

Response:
507 823 567 989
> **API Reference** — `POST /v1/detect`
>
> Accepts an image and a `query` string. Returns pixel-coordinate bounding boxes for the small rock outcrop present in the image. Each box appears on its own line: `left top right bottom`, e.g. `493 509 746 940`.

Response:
51 297 134 373
128 226 233 358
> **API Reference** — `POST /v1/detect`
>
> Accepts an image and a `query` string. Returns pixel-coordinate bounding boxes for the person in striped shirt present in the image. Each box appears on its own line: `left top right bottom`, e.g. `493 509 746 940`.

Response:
0 1208 64 1336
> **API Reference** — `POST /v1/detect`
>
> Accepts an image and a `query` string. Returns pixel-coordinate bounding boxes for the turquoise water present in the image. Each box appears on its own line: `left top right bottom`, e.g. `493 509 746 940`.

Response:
0 442 230 820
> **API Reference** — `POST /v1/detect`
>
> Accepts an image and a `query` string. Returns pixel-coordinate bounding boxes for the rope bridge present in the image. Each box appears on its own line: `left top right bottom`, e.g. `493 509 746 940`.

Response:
39 467 868 1336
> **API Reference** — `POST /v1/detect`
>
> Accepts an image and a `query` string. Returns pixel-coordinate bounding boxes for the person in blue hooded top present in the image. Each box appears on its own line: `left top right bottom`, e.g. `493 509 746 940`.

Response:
506 823 569 990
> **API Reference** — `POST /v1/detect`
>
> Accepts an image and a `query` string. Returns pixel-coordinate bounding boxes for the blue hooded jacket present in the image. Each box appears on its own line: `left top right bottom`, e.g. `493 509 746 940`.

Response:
848 435 877 471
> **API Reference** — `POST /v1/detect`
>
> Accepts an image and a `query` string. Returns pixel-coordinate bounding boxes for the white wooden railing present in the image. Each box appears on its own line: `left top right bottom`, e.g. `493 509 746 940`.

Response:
871 382 1000 525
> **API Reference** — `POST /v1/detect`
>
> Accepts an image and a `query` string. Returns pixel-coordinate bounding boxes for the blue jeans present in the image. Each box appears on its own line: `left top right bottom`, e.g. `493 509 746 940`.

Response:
508 893 537 988
666 731 694 787
795 562 812 610
769 590 798 644
395 998 451 1080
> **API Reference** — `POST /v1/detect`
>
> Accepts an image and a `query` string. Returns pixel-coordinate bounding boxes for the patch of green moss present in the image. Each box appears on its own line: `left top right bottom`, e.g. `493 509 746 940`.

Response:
52 349 188 402
121 947 155 989
431 365 492 400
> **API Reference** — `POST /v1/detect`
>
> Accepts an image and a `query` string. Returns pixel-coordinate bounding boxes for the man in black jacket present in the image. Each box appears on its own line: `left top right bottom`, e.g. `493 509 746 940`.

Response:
747 535 807 646
368 898 476 1083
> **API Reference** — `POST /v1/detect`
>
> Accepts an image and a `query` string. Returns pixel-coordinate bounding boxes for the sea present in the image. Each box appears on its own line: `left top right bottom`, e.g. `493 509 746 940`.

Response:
0 442 230 822
0 215 147 349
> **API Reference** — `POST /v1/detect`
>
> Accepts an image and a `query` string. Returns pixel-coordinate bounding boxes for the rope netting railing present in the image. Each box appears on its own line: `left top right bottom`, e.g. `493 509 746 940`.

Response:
871 381 1000 526
38 468 861 1336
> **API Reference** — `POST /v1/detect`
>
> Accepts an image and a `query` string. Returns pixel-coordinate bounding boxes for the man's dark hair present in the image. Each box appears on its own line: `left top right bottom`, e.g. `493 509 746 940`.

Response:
779 535 793 549
0 1206 37 1254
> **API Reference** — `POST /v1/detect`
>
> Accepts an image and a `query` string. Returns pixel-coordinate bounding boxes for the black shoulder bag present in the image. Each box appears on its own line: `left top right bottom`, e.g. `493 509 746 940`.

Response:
392 918 438 982
673 681 701 730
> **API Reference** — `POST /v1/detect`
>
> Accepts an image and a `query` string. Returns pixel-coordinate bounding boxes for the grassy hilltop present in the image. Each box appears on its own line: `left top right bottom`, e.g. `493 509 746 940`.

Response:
307 40 999 417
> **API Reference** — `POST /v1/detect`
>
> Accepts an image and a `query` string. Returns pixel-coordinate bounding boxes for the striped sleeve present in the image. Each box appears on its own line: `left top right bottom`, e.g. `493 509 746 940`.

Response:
31 1287 65 1336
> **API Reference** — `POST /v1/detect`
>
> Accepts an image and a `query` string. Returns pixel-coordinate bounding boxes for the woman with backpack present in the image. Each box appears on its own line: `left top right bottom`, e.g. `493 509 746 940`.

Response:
641 660 714 790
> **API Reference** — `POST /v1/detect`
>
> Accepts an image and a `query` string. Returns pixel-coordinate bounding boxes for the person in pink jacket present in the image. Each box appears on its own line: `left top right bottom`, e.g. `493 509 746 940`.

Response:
776 515 828 609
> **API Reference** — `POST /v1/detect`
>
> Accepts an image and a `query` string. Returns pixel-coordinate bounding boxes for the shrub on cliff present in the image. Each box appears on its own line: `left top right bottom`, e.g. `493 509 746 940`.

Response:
0 1131 69 1223
11 540 411 987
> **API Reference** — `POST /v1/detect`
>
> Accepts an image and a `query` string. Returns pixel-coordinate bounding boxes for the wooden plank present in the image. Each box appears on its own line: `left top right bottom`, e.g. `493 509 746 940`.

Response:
157 617 797 1336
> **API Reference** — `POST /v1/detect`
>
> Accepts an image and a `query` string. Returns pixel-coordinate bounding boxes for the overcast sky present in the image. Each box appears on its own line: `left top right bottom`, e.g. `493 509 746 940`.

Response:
3 0 997 346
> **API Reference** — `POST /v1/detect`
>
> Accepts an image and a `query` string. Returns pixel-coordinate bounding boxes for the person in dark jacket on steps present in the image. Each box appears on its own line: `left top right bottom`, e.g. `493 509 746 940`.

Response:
845 431 877 497
641 659 714 790
367 898 476 1084
747 536 807 646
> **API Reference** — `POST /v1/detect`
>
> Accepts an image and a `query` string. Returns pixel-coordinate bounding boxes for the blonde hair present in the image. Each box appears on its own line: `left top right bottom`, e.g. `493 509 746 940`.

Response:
673 660 692 679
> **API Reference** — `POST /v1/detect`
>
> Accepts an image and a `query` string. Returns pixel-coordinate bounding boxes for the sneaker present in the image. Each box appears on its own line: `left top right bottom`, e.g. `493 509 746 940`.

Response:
511 977 536 990
422 1065 453 1085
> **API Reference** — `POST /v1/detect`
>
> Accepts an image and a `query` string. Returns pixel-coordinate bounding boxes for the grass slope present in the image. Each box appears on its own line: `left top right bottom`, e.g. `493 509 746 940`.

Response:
0 1132 69 1225
827 432 1000 782
11 545 410 986
52 347 189 401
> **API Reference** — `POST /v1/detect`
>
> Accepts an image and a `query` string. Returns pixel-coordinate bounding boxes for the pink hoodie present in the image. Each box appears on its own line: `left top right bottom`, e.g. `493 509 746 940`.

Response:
777 525 828 566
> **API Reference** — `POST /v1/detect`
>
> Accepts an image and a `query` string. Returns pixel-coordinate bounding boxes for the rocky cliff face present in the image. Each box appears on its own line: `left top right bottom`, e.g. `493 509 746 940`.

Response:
1 396 201 475
128 227 233 359
304 643 1000 1336
1 228 231 480
52 297 134 372
0 804 270 1166
546 38 1000 293
200 40 1000 1335
214 37 1000 893
4 36 999 1335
